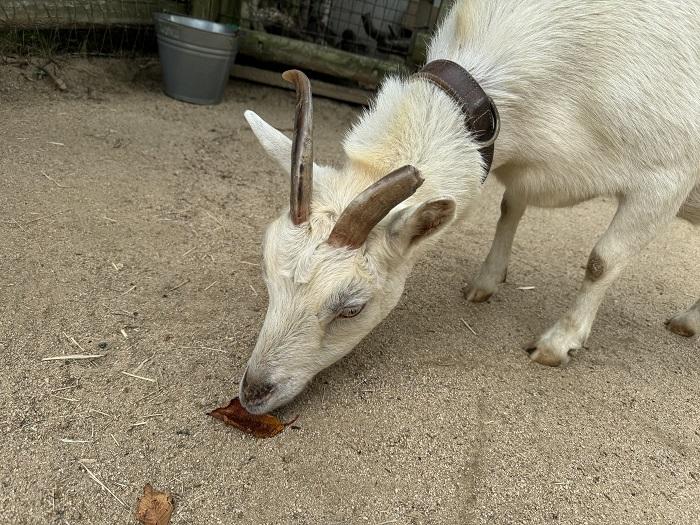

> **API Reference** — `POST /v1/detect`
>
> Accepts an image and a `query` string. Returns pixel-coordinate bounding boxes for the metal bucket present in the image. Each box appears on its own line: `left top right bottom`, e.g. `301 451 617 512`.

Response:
153 13 239 105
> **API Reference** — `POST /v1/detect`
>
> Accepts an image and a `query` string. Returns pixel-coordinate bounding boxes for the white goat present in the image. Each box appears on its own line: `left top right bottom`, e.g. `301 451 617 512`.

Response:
239 0 700 413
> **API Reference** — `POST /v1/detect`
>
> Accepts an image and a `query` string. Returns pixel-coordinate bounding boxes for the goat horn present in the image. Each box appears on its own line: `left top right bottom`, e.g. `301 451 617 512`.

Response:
282 69 314 225
327 165 424 249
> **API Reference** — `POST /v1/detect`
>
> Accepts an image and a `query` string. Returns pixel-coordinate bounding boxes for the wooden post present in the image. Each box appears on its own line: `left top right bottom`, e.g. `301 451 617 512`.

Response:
219 0 242 25
237 30 406 88
231 64 372 105
191 0 221 21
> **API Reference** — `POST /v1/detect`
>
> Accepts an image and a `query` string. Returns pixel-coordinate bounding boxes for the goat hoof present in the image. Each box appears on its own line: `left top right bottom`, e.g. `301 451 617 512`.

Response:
462 285 494 303
525 343 569 367
665 317 697 338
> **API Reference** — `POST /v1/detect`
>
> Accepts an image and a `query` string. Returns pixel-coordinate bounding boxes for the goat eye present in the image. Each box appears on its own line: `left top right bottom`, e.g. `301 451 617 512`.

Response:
338 304 365 319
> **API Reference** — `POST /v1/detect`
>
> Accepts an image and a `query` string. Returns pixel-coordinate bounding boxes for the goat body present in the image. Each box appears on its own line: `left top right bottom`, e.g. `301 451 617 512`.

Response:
240 0 700 412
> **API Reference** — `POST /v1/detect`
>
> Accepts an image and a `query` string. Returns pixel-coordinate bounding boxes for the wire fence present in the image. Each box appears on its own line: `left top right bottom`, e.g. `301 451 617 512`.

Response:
0 0 442 59
241 0 441 58
0 0 188 56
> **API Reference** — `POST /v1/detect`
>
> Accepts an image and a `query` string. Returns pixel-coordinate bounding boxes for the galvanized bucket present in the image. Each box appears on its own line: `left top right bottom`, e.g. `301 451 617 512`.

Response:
153 13 239 105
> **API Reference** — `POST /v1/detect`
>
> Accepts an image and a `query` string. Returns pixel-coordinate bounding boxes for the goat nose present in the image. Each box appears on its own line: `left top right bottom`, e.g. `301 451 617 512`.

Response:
241 370 275 403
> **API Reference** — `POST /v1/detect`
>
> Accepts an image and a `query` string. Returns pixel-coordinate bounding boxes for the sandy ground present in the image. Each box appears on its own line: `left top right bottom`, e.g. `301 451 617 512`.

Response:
0 58 699 525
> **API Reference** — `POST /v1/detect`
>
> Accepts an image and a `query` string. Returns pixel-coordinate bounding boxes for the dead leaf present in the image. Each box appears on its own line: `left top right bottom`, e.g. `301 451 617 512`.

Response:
208 397 297 438
135 484 173 525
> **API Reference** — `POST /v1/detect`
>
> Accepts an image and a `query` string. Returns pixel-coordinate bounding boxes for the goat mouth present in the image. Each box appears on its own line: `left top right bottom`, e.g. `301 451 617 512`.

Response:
241 395 274 414
243 380 308 415
239 386 277 414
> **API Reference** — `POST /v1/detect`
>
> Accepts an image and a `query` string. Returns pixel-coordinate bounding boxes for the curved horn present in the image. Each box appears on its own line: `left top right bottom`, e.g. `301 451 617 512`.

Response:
328 165 424 249
282 69 314 225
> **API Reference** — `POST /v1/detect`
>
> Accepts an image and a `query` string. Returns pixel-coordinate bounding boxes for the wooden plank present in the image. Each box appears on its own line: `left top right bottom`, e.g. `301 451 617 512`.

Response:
0 0 186 29
237 29 406 89
231 64 372 105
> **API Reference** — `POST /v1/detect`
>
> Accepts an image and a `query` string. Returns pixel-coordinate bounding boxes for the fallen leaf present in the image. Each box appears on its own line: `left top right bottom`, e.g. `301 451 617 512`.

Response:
135 484 173 525
209 397 297 438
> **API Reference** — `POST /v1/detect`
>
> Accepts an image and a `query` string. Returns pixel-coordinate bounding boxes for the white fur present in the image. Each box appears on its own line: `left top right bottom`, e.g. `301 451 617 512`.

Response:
241 0 700 411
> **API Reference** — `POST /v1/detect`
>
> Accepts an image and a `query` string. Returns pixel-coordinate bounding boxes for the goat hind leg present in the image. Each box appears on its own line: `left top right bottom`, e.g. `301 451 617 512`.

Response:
528 188 689 366
667 184 699 336
666 299 700 337
464 190 526 302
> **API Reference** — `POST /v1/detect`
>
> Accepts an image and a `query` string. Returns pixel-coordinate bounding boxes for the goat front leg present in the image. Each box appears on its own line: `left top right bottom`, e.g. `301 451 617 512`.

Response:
464 190 526 302
528 189 690 366
666 299 700 337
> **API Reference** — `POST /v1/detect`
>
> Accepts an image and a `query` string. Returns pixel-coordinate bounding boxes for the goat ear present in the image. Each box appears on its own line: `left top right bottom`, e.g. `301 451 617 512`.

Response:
387 197 456 251
244 110 293 174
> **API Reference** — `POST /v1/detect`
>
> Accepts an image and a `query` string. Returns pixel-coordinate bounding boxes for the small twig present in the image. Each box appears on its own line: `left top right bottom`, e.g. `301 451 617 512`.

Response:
517 286 536 290
41 170 70 188
79 462 127 508
89 408 113 418
50 383 79 393
62 332 87 353
24 209 68 225
121 285 135 295
165 278 191 293
460 318 477 336
203 209 225 230
43 354 104 361
103 216 118 223
203 280 218 291
51 394 79 402
110 433 119 446
182 345 225 353
69 336 86 353
104 307 133 317
60 438 91 443
47 141 65 146
141 389 166 404
36 61 68 91
130 421 147 428
249 284 259 297
8 218 25 231
238 260 260 267
120 328 128 339
121 371 156 383
132 353 156 373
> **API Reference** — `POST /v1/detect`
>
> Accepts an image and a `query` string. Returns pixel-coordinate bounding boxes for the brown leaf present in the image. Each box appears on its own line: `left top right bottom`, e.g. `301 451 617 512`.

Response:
208 397 296 438
135 484 174 525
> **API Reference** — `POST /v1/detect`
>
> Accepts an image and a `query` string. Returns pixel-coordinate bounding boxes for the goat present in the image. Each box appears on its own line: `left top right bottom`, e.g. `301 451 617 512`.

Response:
239 0 700 413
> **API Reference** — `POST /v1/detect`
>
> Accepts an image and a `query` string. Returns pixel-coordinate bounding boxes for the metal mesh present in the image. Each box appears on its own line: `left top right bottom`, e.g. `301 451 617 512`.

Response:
0 0 189 56
241 0 442 58
0 0 441 58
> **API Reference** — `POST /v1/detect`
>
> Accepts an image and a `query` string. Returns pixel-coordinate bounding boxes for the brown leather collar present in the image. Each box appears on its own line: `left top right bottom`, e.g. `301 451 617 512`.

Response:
414 59 500 182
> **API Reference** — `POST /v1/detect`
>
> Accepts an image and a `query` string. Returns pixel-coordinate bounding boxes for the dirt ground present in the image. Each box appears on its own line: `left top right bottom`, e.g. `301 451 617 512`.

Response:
0 58 698 525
